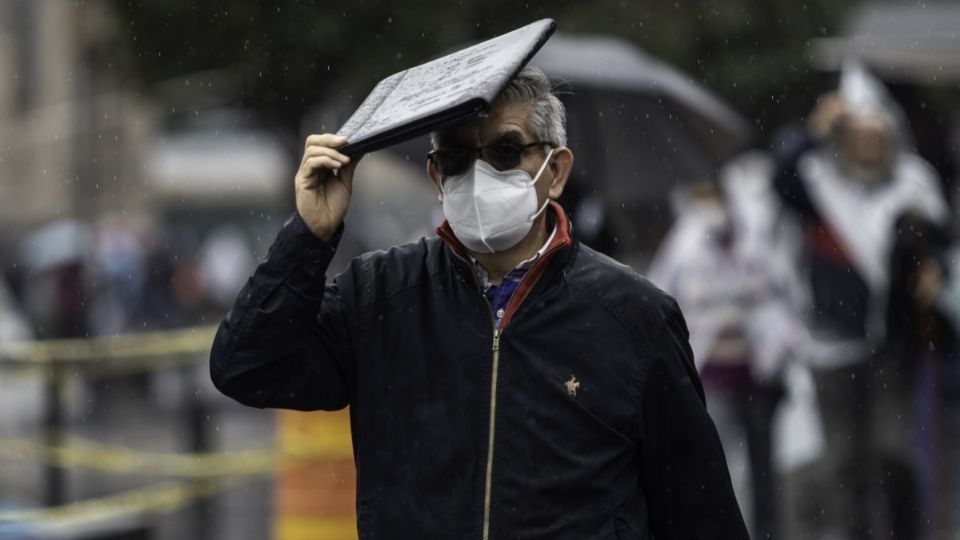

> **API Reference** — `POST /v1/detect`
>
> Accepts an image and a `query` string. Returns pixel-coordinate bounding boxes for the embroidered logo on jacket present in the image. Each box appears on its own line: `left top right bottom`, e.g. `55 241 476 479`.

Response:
564 376 580 397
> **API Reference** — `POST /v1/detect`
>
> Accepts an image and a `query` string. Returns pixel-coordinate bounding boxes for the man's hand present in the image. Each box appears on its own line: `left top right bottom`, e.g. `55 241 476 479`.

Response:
295 134 362 240
808 92 845 141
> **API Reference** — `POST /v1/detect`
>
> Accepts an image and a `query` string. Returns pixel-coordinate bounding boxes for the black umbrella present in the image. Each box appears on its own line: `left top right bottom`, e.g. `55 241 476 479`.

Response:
533 32 751 165
530 33 752 264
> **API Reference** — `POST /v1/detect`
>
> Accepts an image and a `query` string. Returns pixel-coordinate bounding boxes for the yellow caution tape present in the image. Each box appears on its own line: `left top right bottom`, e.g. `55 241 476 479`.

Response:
0 428 353 477
0 478 231 526
0 327 361 530
0 436 274 477
0 423 356 528
0 324 219 366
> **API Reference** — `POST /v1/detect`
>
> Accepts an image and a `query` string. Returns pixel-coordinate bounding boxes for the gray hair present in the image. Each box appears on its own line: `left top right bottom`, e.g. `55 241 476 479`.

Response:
431 66 567 148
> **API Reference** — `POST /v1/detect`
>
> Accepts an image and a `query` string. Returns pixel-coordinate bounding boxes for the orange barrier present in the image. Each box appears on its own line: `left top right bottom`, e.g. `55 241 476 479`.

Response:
274 408 357 540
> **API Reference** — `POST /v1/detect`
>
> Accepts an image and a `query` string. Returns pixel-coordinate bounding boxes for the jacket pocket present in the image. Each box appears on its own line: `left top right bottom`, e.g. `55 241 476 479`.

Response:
565 390 638 449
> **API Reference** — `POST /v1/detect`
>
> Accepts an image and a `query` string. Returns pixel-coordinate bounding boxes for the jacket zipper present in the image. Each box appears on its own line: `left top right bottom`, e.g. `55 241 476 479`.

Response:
482 327 502 540
437 203 570 540
449 251 500 539
438 226 565 539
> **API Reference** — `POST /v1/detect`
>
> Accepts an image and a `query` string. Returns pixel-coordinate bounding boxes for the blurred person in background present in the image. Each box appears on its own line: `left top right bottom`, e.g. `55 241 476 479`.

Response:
0 275 31 344
133 225 222 331
771 61 949 540
0 273 39 436
89 214 148 336
936 228 960 540
16 220 96 340
198 225 257 313
649 175 805 540
886 212 958 538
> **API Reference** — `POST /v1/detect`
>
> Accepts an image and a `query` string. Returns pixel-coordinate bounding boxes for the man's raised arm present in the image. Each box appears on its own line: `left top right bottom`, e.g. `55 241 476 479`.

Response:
209 134 361 411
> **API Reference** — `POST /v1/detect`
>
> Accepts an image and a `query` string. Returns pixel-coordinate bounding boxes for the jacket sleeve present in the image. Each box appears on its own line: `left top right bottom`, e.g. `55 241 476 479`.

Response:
771 122 820 220
209 212 355 411
640 297 749 540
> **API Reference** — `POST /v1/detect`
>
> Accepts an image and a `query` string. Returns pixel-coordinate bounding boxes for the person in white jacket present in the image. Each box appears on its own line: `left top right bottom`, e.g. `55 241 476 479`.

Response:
649 175 798 540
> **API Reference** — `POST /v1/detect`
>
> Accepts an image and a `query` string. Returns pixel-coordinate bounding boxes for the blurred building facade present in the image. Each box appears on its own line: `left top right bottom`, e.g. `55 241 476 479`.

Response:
0 0 155 246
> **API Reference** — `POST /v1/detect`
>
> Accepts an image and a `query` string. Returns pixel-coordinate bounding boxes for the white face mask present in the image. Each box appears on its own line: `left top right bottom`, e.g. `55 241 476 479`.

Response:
441 149 554 253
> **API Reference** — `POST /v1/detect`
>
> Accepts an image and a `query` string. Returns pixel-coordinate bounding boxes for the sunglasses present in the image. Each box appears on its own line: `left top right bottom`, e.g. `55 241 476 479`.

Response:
428 139 556 177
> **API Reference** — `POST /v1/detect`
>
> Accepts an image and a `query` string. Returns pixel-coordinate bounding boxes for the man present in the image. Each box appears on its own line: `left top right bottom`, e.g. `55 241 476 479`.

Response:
772 62 948 540
211 66 747 539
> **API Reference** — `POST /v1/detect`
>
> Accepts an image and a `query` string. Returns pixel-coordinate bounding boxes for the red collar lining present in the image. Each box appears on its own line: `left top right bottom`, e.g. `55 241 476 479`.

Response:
437 201 572 329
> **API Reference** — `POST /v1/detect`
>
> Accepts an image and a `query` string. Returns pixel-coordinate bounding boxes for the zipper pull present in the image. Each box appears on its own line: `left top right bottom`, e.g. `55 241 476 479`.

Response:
492 329 501 352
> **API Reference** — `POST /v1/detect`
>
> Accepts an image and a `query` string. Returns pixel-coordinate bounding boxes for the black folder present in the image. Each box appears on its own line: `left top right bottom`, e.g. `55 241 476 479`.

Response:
336 19 556 156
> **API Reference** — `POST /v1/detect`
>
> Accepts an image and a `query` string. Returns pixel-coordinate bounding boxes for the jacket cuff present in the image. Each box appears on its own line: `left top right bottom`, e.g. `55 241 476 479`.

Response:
266 212 343 291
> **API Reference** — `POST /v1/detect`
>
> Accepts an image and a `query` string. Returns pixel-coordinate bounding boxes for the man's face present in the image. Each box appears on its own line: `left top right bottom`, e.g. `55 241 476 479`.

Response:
838 114 894 178
687 180 732 243
428 101 570 210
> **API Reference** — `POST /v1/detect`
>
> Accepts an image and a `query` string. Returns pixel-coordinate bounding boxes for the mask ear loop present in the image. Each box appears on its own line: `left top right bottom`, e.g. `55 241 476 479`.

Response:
526 147 555 222
527 198 551 223
526 148 556 187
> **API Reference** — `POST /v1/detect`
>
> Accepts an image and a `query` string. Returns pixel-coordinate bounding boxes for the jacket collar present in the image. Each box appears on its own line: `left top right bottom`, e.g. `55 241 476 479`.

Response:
436 201 576 329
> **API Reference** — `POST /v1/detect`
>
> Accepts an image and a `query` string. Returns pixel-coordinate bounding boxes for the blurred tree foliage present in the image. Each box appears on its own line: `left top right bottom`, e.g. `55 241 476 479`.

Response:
112 0 857 138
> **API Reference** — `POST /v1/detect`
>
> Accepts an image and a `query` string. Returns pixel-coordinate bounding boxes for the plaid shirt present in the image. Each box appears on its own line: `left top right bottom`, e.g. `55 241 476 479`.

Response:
473 226 557 327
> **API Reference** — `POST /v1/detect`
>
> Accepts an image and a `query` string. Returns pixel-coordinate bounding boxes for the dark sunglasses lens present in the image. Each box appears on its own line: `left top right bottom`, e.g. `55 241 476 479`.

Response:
435 150 472 176
485 143 524 170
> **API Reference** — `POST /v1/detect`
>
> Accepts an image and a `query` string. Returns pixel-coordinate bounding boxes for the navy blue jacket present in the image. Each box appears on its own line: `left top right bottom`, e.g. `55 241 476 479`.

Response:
210 204 748 539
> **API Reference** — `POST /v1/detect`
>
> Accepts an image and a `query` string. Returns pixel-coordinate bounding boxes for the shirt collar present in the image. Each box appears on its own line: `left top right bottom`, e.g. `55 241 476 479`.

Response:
471 224 558 290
